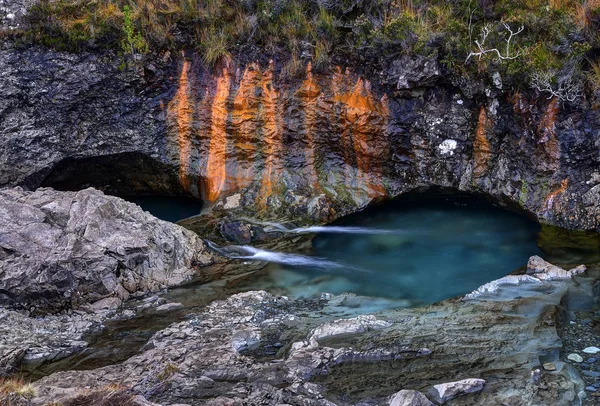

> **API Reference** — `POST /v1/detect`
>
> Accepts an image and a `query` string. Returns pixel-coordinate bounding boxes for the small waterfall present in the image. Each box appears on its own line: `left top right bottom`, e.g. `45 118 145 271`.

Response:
236 218 400 235
205 240 367 272
290 226 399 235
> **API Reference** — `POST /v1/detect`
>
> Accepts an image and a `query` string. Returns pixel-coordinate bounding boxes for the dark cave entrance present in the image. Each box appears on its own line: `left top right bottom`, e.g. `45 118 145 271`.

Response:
40 152 204 222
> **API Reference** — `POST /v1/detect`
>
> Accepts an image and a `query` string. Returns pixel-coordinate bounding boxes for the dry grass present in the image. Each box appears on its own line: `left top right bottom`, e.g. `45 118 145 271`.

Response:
588 59 600 89
0 377 36 406
575 0 600 29
59 384 137 406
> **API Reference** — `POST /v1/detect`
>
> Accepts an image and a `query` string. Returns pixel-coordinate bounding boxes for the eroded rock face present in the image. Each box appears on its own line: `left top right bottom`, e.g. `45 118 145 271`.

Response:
29 268 587 406
0 187 214 314
1 46 599 238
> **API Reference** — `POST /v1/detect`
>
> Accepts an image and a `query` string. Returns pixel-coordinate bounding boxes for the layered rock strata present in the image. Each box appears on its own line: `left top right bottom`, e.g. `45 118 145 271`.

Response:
1 47 599 236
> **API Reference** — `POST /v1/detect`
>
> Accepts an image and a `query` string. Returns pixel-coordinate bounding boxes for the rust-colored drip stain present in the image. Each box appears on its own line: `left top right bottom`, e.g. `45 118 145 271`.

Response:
296 62 321 191
332 67 355 190
167 59 194 192
543 179 568 213
537 97 560 171
259 61 283 203
230 63 262 191
473 106 493 178
335 77 387 198
205 68 231 202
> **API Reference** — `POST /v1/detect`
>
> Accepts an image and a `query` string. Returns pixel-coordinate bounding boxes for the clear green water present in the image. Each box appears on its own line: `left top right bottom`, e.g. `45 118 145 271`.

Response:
240 196 546 307
124 195 203 223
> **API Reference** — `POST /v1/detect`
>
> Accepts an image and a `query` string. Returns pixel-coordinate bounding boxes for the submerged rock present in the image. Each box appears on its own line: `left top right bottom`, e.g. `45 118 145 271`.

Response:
465 256 586 300
567 353 584 363
0 187 214 314
429 378 485 404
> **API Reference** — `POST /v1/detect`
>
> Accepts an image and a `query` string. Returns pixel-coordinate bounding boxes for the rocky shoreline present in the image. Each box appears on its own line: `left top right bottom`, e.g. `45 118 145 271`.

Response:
0 187 597 405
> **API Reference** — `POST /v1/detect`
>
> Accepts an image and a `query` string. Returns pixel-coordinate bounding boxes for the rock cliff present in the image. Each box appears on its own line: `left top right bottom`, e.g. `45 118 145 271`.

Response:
1 45 599 237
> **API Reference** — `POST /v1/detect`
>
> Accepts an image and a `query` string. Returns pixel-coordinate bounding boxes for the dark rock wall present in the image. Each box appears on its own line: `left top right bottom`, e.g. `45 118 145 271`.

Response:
1 46 599 232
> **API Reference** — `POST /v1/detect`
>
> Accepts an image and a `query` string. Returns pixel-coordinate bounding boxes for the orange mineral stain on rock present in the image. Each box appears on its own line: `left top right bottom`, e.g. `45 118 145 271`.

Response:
543 179 568 213
335 77 387 198
537 97 560 171
205 68 231 202
168 59 194 192
259 61 283 203
230 63 262 190
473 106 493 178
296 62 321 191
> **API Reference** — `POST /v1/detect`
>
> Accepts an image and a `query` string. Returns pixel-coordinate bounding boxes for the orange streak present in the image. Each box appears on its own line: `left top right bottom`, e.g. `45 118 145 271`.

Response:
537 97 560 171
335 77 387 198
167 59 193 192
473 106 492 178
543 179 568 213
231 63 261 190
205 68 231 202
296 62 321 191
260 61 283 202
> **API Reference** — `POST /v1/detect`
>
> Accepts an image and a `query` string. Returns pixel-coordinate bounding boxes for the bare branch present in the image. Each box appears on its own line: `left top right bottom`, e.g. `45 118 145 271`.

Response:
531 70 582 103
466 23 523 63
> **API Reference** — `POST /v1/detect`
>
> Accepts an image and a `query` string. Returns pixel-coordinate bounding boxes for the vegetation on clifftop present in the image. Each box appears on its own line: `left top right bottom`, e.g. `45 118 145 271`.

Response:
7 0 600 93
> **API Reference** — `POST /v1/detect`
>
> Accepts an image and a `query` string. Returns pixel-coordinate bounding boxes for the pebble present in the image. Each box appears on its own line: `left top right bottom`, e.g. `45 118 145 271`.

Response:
542 363 557 371
568 353 584 363
588 358 597 364
582 370 600 378
586 386 597 392
583 347 600 354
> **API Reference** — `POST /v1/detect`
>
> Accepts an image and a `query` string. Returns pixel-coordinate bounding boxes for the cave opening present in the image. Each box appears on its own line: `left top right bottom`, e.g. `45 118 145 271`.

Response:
39 152 204 222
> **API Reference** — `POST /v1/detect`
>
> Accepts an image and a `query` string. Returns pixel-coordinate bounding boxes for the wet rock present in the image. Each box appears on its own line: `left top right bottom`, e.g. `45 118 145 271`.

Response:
526 256 586 280
583 346 600 354
219 221 253 244
567 353 583 363
429 378 485 404
543 363 557 371
0 187 214 314
389 389 433 406
155 302 184 312
463 274 541 299
582 370 600 378
585 386 597 392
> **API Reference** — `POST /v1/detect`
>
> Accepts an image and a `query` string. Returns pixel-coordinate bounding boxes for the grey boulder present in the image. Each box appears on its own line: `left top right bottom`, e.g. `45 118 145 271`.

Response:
0 187 213 314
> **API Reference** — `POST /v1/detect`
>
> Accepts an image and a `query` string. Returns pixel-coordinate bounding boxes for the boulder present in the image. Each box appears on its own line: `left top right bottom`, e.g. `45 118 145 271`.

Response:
526 256 586 280
389 390 434 406
0 187 214 314
429 378 485 404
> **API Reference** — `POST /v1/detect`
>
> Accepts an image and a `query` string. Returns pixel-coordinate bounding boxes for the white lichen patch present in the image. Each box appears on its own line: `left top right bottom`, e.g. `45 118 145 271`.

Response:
438 139 457 156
